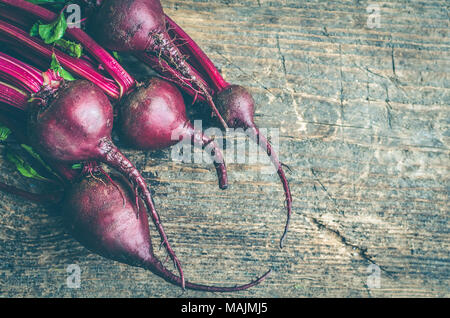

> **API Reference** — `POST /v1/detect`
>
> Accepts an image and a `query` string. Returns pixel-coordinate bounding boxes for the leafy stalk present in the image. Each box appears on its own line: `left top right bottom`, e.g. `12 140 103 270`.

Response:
21 143 60 178
0 19 120 98
1 0 136 97
0 52 44 93
0 81 29 111
30 10 66 44
50 53 75 81
0 125 11 141
6 147 52 182
165 15 229 92
29 11 83 58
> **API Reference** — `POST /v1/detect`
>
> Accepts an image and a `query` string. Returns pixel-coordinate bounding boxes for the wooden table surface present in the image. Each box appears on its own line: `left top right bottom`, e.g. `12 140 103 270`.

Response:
0 0 448 298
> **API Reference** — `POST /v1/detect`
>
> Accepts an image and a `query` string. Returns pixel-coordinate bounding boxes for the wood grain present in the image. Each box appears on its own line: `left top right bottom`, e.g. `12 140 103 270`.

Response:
0 0 448 297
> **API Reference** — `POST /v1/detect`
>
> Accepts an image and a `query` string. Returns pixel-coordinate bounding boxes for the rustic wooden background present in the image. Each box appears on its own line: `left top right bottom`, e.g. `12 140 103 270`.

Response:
0 0 449 298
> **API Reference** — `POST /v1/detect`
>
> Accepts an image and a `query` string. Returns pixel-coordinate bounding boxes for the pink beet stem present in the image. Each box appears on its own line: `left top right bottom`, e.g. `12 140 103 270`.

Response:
2 40 117 88
0 5 34 29
0 20 120 99
0 52 44 93
0 9 110 76
0 0 136 97
0 81 29 111
0 35 51 70
165 15 229 92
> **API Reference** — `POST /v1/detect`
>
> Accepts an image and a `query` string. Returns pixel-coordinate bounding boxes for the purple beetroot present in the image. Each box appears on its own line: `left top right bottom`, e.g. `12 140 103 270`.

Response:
25 78 184 286
63 171 271 291
85 0 229 129
214 85 293 247
0 116 271 292
119 78 228 190
161 17 294 248
0 0 136 97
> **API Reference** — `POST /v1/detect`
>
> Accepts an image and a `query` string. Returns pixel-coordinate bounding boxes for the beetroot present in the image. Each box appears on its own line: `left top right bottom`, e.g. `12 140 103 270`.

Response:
25 78 184 286
0 111 271 293
0 8 227 191
63 172 270 291
0 31 229 190
85 0 228 129
0 0 136 97
214 85 293 247
119 78 228 190
0 52 184 285
158 18 294 248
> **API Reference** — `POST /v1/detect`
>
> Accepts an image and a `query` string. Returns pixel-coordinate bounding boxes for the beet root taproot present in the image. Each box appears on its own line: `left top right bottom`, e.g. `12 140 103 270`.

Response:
63 172 271 292
214 85 293 248
119 78 228 190
88 0 228 128
26 79 184 287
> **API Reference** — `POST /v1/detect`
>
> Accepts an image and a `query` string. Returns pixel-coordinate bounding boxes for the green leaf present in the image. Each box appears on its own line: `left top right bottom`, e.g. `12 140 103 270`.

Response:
71 163 83 170
20 144 58 177
55 38 83 58
112 51 122 63
6 148 50 182
0 126 11 141
37 11 68 45
30 22 40 37
30 17 82 58
50 53 76 81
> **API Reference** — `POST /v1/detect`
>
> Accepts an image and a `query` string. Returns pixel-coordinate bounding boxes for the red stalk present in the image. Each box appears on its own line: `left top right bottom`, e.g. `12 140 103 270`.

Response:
0 10 110 77
0 0 135 97
0 81 28 111
165 15 229 92
0 52 43 93
0 5 34 29
0 20 120 99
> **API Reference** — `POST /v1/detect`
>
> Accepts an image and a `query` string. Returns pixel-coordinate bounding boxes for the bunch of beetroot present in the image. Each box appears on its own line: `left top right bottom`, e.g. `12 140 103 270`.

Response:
0 0 293 292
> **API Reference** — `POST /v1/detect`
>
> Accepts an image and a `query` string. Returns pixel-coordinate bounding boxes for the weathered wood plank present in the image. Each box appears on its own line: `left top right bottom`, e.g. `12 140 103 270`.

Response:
0 0 448 297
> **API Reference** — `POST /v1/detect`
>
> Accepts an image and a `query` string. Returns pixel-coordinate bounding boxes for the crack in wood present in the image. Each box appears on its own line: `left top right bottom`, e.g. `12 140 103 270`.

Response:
310 168 396 280
275 35 288 78
384 85 393 129
391 41 397 77
310 216 395 279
